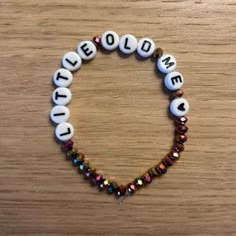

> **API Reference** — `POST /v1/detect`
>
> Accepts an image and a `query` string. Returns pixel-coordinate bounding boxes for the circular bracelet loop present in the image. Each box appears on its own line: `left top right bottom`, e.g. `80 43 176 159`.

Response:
50 31 189 197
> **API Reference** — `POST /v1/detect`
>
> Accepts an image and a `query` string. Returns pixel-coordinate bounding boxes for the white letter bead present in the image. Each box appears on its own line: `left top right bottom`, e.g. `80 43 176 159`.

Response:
170 98 189 117
164 71 184 91
55 122 74 141
101 31 119 51
52 87 72 106
53 68 73 87
77 41 97 60
157 54 177 74
62 51 82 72
50 105 70 124
137 38 155 58
119 34 137 54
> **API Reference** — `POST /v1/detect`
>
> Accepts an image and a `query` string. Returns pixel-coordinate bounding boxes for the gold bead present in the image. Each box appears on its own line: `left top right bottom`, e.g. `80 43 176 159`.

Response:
153 48 163 59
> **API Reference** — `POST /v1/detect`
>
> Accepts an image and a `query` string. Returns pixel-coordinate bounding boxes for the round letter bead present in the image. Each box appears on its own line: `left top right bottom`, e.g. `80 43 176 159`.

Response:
170 98 189 117
50 105 70 124
137 38 155 58
53 68 73 87
52 87 72 106
164 71 184 91
101 31 119 51
55 122 74 142
157 54 177 74
77 41 97 60
119 34 137 54
62 51 82 72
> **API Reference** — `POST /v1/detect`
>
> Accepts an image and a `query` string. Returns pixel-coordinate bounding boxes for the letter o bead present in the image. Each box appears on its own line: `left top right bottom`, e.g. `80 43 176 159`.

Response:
170 98 189 117
55 122 74 142
137 38 155 58
101 31 119 51
164 71 184 91
157 54 177 74
77 41 97 60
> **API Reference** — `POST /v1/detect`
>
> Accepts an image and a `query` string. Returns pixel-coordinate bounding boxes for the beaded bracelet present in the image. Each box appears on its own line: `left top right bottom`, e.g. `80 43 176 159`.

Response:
50 31 189 198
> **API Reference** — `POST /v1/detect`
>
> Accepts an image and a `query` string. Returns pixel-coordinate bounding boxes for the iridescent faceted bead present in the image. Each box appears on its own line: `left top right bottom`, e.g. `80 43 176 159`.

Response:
134 178 144 188
168 150 180 161
176 125 188 134
116 185 126 197
107 182 119 194
153 47 163 59
97 178 106 191
127 183 136 194
72 152 85 166
78 160 89 173
162 156 174 167
176 134 188 143
148 167 159 177
173 142 185 152
62 139 74 152
103 179 110 188
172 89 184 98
155 163 167 175
142 173 152 184
84 166 96 179
175 116 188 125
66 147 78 160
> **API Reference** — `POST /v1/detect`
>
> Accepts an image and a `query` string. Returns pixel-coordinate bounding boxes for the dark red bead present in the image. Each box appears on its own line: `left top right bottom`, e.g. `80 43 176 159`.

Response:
162 156 174 167
168 150 180 161
62 140 74 152
173 142 185 152
143 173 152 184
116 185 126 197
127 183 136 193
175 116 188 125
176 125 188 134
155 163 167 175
176 134 188 143
93 36 101 47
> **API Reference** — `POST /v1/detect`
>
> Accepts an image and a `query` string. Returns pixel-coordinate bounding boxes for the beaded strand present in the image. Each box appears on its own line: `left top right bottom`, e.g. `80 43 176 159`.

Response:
50 31 189 197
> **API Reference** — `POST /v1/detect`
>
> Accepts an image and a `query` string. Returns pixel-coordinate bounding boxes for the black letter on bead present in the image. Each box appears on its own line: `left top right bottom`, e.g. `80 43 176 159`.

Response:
53 112 66 117
124 38 131 50
80 43 93 57
162 57 175 69
141 40 151 52
178 103 185 111
65 58 78 66
106 34 114 45
55 92 67 100
171 75 182 85
60 128 71 136
56 72 69 81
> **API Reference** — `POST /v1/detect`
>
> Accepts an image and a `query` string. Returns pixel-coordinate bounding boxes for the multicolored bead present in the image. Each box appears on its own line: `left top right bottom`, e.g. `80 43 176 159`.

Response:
66 147 78 160
162 156 174 167
107 182 119 194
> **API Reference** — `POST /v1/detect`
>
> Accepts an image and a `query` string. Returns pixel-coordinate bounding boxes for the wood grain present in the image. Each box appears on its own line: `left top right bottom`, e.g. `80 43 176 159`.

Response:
0 0 236 235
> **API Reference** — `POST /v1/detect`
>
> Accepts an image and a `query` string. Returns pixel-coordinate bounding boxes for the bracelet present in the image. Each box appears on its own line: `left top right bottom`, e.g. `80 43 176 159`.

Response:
50 31 189 198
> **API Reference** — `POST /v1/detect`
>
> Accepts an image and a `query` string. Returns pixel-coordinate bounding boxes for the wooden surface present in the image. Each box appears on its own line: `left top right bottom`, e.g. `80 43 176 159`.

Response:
0 0 236 235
